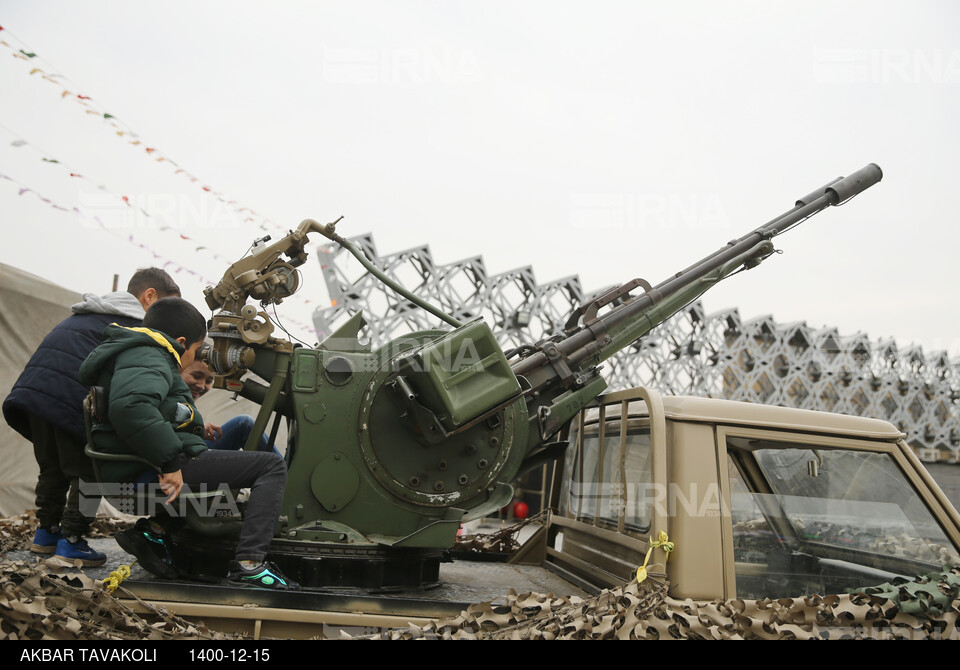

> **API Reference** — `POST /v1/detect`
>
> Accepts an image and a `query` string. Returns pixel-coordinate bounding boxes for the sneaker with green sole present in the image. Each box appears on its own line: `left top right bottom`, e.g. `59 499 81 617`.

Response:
115 519 179 579
227 560 297 590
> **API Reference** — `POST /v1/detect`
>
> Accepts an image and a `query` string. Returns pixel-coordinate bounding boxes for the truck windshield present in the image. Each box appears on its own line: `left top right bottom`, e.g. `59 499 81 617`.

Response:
728 440 960 600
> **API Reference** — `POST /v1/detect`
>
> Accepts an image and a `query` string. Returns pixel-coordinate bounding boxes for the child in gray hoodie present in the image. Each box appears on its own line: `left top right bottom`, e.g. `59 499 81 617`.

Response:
3 268 180 566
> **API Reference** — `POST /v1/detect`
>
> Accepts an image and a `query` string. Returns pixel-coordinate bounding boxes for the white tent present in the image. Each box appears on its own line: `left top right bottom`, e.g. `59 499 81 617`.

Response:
0 264 275 517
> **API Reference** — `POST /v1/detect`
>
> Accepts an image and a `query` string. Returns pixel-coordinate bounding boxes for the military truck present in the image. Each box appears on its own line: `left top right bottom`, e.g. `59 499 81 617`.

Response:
89 163 960 636
111 385 960 637
550 387 960 601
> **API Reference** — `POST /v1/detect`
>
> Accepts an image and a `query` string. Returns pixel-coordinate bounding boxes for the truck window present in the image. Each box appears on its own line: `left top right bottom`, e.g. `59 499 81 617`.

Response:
727 438 960 600
560 409 652 535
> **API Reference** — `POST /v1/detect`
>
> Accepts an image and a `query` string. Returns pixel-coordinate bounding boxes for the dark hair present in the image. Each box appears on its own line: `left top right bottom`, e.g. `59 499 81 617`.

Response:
127 268 181 299
143 297 206 346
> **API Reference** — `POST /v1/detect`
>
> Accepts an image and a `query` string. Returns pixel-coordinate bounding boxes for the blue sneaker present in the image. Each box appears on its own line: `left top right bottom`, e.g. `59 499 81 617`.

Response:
54 537 106 567
30 526 63 555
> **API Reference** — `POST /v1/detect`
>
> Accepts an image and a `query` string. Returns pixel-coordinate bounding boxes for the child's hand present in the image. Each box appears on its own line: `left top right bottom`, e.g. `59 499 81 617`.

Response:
204 422 223 441
159 470 184 504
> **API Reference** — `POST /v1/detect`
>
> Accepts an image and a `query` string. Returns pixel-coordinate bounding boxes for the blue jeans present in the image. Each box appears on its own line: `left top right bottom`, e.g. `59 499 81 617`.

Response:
206 416 280 455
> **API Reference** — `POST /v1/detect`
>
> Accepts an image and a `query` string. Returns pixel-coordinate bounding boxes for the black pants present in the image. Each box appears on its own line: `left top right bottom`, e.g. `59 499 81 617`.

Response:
178 449 287 562
28 413 96 538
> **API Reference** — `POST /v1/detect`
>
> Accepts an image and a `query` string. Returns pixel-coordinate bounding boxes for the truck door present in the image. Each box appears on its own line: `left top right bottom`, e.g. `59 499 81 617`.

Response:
718 427 960 600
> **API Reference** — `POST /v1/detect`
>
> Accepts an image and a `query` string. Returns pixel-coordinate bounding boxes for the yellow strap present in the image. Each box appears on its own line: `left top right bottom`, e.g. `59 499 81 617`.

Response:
175 402 195 430
102 561 135 593
114 325 183 368
636 530 674 584
650 529 675 559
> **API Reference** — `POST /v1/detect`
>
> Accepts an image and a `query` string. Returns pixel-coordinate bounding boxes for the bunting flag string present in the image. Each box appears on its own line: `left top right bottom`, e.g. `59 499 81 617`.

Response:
0 29 287 238
0 171 319 336
0 123 320 311
1 25 322 316
0 171 218 284
0 123 234 267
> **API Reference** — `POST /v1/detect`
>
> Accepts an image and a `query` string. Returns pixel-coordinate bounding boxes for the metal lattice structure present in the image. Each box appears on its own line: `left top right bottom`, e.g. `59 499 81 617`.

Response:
312 235 960 461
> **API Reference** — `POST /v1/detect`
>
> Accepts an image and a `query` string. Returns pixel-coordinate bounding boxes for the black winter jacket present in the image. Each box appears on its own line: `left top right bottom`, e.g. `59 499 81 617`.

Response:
4 311 140 442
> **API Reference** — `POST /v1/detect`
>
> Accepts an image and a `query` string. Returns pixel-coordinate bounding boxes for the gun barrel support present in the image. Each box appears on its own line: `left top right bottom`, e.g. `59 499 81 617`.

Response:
301 219 464 329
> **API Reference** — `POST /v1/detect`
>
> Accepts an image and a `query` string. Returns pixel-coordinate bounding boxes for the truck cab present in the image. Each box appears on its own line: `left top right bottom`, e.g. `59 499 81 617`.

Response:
544 387 960 601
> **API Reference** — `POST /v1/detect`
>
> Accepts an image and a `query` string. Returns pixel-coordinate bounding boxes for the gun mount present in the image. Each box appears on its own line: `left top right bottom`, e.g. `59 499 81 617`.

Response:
193 164 882 588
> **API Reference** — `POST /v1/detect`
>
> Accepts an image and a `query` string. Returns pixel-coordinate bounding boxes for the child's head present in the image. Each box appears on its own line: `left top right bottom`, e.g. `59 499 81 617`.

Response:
181 358 214 401
143 297 207 367
127 268 182 310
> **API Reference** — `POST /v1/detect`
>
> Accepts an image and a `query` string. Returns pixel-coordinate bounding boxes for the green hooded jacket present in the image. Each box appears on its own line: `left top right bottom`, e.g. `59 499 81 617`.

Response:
79 324 207 481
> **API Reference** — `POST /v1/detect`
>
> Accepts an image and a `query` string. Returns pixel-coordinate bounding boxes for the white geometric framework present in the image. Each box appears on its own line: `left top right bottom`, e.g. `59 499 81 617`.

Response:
313 235 960 462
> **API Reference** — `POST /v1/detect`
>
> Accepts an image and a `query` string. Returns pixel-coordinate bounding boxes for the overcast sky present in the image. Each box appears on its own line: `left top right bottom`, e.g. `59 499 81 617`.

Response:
1 1 959 357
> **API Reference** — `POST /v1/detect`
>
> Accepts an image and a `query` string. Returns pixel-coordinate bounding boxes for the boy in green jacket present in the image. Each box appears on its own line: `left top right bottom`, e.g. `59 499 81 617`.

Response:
80 297 294 589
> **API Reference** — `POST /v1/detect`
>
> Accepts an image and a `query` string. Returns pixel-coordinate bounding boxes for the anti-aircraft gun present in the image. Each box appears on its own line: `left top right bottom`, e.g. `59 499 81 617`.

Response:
197 164 883 589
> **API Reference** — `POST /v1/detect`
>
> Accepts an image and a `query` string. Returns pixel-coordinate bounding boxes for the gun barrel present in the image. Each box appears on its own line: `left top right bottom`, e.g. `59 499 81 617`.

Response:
513 164 883 389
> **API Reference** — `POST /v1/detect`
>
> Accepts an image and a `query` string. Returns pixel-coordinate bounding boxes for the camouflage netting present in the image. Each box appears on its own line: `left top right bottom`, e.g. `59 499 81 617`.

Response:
4 513 960 640
0 510 134 555
0 558 248 640
357 569 960 640
0 512 245 641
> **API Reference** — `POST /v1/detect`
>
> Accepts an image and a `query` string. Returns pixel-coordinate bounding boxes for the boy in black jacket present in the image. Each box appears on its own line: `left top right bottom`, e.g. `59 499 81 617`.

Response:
80 297 294 589
3 268 180 566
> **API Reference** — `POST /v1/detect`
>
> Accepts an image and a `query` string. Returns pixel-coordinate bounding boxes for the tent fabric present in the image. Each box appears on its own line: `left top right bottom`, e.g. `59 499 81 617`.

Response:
0 264 81 517
0 264 284 517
